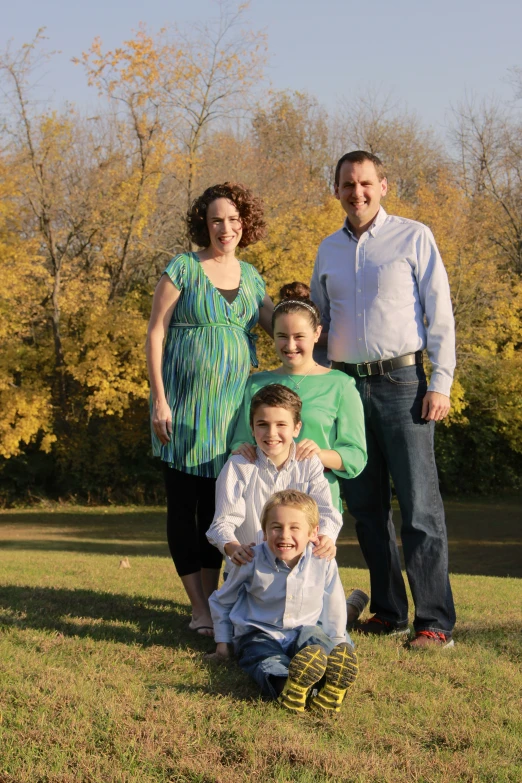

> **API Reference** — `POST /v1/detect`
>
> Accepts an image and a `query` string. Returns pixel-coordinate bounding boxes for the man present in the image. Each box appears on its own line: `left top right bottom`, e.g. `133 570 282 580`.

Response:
311 150 456 648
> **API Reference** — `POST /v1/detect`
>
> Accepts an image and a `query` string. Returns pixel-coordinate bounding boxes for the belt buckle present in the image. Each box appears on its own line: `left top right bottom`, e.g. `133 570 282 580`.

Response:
356 362 370 377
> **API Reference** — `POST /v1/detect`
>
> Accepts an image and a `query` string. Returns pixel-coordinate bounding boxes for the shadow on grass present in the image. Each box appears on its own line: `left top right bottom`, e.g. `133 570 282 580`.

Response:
3 537 521 577
1 499 521 577
171 671 261 703
0 511 170 558
334 539 522 578
0 583 264 701
0 539 170 557
0 585 215 652
338 501 522 578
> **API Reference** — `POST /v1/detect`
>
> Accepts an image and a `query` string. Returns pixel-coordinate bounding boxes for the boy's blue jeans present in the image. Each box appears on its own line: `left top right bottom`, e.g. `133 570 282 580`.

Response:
235 625 351 700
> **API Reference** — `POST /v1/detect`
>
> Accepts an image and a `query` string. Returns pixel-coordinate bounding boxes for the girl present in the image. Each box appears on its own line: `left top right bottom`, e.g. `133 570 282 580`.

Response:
230 282 366 521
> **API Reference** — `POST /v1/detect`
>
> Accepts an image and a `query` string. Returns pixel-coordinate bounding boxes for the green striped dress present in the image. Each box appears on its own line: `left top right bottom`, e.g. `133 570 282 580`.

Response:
151 252 266 477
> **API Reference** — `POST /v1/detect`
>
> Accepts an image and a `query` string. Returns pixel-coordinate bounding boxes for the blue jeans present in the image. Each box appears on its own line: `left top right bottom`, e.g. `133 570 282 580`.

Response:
341 364 456 634
236 625 349 700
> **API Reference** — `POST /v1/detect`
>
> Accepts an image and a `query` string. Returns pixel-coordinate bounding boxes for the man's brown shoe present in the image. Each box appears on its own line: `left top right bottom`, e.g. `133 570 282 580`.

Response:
407 631 454 649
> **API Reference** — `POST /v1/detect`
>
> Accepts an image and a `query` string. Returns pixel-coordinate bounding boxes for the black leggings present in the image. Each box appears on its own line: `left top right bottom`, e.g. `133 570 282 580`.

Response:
163 464 223 577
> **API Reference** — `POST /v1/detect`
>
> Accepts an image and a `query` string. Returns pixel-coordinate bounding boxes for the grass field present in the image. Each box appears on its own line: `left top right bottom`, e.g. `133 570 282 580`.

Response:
0 501 521 782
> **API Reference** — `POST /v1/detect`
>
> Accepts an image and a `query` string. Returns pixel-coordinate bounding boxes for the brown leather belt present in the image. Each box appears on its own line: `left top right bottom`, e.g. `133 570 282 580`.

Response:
333 351 423 378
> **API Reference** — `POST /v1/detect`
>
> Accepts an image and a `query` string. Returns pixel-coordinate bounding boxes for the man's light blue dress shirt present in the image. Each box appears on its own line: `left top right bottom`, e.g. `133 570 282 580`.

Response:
311 207 456 396
209 542 347 647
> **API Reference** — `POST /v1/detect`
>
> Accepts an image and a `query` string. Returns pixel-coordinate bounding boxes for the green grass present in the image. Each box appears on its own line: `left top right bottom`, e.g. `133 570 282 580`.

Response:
0 502 521 782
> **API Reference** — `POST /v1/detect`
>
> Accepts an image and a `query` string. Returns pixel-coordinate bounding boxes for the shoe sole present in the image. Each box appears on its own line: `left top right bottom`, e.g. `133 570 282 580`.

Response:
287 645 328 687
309 643 359 713
346 592 369 623
278 645 327 713
408 637 455 649
324 643 358 688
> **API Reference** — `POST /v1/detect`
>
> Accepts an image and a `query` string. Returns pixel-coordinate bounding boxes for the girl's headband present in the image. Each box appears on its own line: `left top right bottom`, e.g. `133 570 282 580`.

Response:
273 299 317 315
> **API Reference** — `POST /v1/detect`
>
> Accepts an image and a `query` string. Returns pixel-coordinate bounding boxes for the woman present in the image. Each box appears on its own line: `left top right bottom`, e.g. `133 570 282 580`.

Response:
231 282 366 517
146 182 273 636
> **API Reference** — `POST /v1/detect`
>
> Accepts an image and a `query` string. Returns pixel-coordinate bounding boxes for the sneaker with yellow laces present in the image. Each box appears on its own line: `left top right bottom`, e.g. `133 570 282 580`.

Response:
309 642 359 713
277 645 327 713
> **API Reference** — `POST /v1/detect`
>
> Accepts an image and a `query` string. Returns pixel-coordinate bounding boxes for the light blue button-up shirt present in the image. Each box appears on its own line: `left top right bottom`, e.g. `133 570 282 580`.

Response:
311 207 456 396
209 542 347 646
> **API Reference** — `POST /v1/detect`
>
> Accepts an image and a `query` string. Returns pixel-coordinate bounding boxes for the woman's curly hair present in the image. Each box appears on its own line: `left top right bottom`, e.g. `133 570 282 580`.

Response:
186 182 266 249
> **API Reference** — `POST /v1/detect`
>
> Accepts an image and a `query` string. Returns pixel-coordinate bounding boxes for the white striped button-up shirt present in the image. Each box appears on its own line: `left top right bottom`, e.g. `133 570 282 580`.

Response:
206 443 343 563
209 541 347 645
311 207 456 396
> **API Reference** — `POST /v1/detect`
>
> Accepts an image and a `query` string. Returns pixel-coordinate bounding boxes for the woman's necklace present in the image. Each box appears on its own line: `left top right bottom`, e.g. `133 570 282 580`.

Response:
283 362 318 390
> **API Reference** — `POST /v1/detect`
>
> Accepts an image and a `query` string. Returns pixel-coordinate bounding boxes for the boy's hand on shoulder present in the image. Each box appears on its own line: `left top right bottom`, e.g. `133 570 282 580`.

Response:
295 439 321 461
225 541 255 565
205 643 231 662
231 443 257 462
313 534 337 561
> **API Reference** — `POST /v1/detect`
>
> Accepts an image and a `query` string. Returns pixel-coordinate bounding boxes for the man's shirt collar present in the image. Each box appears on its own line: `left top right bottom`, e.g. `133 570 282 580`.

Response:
343 206 387 240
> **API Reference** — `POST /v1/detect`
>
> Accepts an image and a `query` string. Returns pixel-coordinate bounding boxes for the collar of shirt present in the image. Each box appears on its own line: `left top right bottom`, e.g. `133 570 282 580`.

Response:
254 441 297 473
343 206 388 240
260 539 311 573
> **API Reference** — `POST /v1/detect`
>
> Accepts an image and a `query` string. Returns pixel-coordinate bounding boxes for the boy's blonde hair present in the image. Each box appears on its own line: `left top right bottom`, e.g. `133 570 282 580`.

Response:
260 489 319 534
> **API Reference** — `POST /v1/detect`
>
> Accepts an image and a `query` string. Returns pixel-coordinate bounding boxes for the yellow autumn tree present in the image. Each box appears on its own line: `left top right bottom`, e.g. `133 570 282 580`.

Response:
386 177 522 450
0 164 56 458
0 10 269 500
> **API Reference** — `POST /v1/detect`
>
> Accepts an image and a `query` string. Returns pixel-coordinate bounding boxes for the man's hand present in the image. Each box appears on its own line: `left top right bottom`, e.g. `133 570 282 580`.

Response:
224 541 255 565
421 391 450 422
231 443 257 462
205 642 231 662
312 534 337 560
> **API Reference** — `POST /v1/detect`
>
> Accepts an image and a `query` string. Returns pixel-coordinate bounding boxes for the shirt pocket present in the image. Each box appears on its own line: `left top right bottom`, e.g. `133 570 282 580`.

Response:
300 584 323 617
375 260 416 304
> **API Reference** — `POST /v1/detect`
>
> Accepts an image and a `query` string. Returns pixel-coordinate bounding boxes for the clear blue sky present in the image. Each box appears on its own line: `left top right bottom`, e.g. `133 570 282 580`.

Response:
2 0 521 131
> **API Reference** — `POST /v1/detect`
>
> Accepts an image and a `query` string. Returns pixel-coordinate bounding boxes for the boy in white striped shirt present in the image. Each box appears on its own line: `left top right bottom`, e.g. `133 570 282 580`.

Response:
206 384 342 572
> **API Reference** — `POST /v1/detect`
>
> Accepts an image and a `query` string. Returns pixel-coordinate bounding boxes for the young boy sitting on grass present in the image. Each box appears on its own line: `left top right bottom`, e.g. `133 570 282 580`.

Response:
208 490 358 713
206 384 342 571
